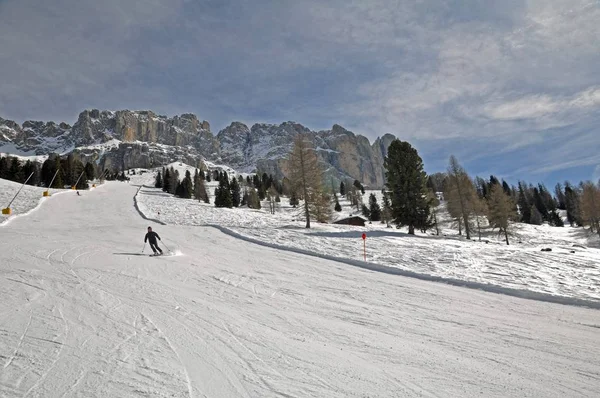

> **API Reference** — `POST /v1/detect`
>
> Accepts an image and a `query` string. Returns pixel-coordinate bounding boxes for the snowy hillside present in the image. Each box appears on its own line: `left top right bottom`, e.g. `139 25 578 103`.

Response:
4 165 600 305
124 166 600 304
0 179 70 225
1 178 600 397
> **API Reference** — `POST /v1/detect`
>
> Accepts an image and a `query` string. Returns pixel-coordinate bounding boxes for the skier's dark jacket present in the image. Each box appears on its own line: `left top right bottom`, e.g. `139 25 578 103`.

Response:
144 231 161 244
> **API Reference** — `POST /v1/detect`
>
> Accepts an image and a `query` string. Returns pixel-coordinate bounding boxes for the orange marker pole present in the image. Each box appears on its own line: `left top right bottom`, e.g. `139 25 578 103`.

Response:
362 233 366 261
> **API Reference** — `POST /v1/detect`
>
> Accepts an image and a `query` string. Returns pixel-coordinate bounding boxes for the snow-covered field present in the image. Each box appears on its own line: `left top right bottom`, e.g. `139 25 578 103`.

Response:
1 179 600 397
130 165 600 304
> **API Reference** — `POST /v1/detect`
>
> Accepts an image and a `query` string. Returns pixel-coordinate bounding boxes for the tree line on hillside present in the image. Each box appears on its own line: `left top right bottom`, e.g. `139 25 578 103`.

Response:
0 154 98 189
154 166 286 211
428 157 600 240
284 135 600 244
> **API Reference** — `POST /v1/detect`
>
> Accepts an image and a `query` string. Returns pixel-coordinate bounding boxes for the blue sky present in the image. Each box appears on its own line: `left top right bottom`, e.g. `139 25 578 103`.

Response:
0 0 599 186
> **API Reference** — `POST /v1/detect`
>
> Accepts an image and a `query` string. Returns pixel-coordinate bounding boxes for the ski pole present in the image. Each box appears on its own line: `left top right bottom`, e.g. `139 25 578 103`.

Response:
142 242 146 253
161 240 172 253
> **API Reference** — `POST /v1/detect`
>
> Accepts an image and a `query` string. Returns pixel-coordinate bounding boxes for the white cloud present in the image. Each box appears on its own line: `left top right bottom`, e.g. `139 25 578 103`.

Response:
593 165 600 183
0 0 598 182
482 87 600 121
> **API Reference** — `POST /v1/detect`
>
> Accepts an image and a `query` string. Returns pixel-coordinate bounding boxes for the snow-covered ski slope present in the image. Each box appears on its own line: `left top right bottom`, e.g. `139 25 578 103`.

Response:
1 181 600 397
130 166 600 304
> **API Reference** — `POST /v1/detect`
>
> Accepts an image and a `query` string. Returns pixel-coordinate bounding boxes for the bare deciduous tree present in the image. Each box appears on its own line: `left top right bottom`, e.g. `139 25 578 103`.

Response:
471 195 488 241
445 156 478 239
580 181 600 235
287 134 330 228
487 183 517 245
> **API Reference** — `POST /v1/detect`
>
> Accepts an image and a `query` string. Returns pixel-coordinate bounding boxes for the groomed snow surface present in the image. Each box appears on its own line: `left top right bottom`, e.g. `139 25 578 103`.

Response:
131 165 600 304
1 173 600 397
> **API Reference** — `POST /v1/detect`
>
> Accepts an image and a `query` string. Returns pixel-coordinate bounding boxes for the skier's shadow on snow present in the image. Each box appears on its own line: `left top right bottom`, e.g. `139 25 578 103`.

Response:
113 252 148 256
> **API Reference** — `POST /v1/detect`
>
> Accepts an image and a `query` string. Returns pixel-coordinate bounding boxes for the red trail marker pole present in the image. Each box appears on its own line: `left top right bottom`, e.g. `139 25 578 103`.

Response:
362 233 366 261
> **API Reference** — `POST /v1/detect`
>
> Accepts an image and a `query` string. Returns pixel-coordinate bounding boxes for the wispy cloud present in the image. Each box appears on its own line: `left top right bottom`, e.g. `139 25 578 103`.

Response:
0 0 598 185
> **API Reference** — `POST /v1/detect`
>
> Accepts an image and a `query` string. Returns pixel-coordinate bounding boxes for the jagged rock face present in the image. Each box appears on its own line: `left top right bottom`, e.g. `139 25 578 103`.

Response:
0 117 72 155
71 142 206 173
218 121 395 188
110 110 219 157
1 109 396 188
0 117 20 144
217 121 311 172
314 126 396 188
70 110 116 146
217 122 251 167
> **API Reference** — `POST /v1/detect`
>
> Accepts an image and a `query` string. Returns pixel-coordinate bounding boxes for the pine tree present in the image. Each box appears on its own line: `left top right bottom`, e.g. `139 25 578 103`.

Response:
517 182 531 223
155 171 163 188
533 187 548 221
84 162 95 181
0 156 8 180
258 184 266 201
194 173 209 203
52 157 63 188
353 180 365 195
181 170 193 198
549 210 564 227
475 176 488 199
488 175 500 191
247 187 261 209
214 177 233 208
368 193 381 222
9 157 23 182
169 167 179 195
502 180 511 196
230 177 241 207
564 184 581 226
163 169 171 193
361 204 370 219
175 181 184 197
72 159 88 189
555 183 567 210
530 205 543 225
22 160 40 186
334 194 342 212
384 140 431 235
488 184 517 245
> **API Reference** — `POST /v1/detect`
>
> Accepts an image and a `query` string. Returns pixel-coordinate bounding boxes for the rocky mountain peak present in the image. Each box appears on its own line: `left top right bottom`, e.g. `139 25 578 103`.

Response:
1 109 397 188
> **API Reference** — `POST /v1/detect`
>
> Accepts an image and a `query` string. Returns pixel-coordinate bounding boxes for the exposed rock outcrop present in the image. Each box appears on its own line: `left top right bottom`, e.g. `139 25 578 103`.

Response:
1 109 397 188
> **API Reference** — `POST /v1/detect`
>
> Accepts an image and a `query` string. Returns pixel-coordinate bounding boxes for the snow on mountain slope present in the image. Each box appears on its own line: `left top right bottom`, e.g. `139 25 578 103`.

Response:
1 180 600 397
129 171 600 303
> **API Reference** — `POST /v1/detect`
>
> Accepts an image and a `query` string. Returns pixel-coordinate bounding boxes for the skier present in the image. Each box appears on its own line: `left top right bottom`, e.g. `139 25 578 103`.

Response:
144 226 163 256
76 191 81 196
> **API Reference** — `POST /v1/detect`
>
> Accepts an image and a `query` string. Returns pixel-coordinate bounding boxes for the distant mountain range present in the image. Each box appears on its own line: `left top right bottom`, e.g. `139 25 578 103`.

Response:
0 109 396 188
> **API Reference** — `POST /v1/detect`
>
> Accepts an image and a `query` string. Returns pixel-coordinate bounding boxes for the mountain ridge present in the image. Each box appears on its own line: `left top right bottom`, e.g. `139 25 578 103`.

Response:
0 109 397 188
